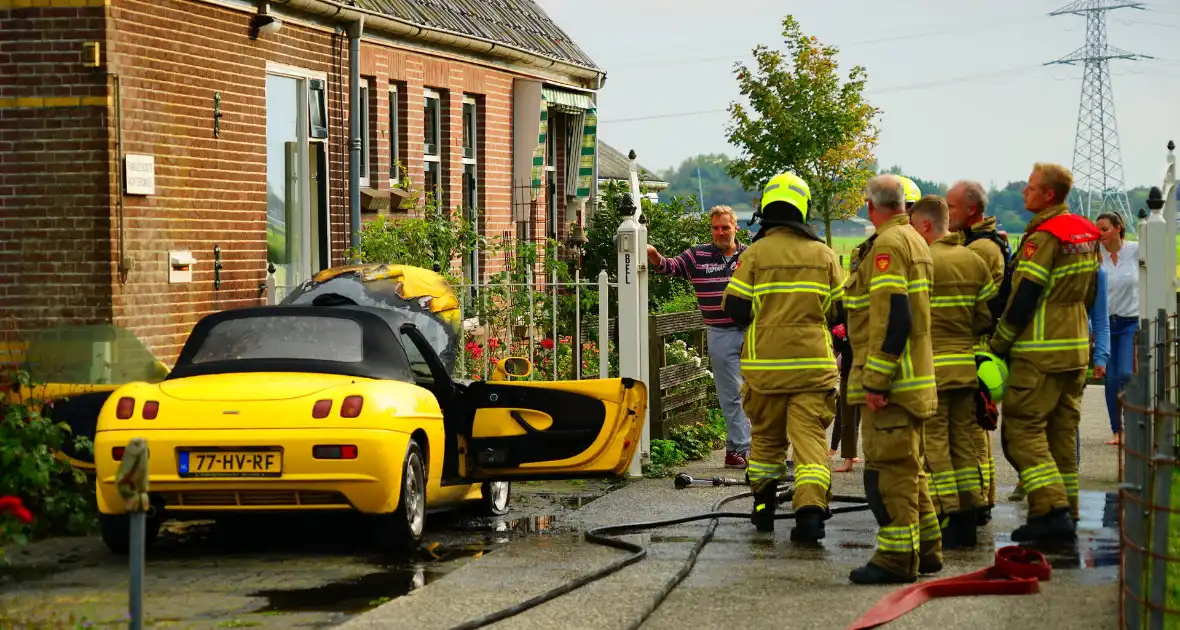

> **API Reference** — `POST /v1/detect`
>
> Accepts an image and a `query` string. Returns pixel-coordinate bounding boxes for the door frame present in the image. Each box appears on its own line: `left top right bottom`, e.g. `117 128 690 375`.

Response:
265 62 332 280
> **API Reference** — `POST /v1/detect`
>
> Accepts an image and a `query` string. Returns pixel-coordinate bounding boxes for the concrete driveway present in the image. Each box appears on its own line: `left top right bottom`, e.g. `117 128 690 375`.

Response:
341 384 1122 630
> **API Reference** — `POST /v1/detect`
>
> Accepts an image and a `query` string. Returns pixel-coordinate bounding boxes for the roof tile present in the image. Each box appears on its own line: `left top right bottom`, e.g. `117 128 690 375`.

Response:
356 0 600 71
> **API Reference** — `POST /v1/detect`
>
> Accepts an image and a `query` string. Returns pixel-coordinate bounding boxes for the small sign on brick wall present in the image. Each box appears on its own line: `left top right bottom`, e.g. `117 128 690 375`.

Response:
124 154 155 195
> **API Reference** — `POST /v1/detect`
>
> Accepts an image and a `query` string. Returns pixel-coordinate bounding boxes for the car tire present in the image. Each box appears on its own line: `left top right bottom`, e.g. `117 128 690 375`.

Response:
99 512 161 555
373 440 427 553
474 481 511 517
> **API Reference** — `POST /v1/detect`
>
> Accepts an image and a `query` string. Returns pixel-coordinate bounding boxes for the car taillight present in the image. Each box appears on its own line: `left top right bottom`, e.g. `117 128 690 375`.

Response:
142 401 159 420
116 397 135 419
112 446 125 461
312 399 332 419
313 445 358 460
340 395 363 418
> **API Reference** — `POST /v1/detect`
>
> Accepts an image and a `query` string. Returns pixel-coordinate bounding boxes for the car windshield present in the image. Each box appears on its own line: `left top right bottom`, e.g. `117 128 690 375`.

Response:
190 316 365 364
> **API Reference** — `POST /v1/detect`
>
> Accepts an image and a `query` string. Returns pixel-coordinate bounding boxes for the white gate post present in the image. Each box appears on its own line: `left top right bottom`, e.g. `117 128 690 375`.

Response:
616 149 650 478
1140 142 1177 349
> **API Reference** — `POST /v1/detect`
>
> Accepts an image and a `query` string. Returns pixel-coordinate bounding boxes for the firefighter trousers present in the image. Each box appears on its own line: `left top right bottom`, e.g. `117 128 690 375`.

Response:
861 403 942 579
1000 360 1087 519
975 428 996 507
743 387 836 512
925 388 985 516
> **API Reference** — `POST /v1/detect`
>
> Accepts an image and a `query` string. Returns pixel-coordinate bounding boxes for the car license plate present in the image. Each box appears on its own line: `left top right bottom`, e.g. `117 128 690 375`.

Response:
178 450 282 478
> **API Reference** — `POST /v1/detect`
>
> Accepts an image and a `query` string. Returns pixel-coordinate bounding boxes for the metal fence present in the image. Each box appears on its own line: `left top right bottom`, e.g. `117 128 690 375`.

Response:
448 270 619 382
1119 308 1180 629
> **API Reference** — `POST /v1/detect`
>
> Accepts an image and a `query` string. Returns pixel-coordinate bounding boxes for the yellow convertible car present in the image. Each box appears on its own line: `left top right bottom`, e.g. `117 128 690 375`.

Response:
93 304 647 554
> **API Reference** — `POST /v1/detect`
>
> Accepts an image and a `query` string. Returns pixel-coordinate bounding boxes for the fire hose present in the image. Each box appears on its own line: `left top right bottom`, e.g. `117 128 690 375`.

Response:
447 473 1052 630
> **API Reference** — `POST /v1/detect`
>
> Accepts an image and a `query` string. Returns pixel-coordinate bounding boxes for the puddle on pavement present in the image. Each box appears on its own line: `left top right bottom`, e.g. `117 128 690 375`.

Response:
250 543 492 615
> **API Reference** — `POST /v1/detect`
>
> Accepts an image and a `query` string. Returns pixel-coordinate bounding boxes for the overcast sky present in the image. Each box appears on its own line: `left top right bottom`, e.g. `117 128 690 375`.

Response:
535 0 1180 190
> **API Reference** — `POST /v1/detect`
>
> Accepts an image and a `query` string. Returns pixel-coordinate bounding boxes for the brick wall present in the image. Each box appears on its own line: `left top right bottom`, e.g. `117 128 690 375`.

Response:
0 2 114 341
3 0 595 364
358 43 518 279
104 0 349 361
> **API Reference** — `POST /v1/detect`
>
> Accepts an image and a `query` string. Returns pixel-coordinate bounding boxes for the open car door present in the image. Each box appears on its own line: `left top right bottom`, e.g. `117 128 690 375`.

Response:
462 376 647 481
396 322 648 483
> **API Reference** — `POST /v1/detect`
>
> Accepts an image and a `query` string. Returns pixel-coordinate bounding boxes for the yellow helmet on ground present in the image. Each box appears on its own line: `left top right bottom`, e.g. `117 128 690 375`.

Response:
976 350 1009 403
898 176 921 207
760 172 812 220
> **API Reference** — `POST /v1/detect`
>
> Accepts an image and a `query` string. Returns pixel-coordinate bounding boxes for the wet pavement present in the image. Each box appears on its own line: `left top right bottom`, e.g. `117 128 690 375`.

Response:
0 480 613 629
342 384 1123 630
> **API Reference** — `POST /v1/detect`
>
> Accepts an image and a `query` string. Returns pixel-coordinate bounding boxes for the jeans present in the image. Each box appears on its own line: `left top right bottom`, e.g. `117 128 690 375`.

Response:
1105 315 1139 434
707 325 751 453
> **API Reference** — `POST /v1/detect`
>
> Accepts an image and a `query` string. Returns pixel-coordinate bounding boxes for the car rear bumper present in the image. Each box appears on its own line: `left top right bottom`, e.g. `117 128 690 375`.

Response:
94 428 412 516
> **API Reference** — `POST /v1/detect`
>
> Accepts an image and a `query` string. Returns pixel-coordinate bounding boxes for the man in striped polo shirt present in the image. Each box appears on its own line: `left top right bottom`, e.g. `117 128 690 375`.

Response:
647 205 751 468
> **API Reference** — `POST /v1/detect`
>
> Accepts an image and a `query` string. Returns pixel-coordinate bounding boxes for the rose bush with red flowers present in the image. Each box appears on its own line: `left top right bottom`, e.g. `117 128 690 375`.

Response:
0 368 98 551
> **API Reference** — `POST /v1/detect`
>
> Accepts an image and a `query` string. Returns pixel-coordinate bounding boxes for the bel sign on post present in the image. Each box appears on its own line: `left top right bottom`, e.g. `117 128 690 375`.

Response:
124 154 155 195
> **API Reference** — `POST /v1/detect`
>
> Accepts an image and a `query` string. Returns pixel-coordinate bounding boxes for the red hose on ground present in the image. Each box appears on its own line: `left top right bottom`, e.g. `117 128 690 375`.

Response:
846 546 1052 630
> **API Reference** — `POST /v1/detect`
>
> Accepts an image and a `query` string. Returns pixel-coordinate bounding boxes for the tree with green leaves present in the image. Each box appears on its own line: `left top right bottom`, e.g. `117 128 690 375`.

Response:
725 15 881 246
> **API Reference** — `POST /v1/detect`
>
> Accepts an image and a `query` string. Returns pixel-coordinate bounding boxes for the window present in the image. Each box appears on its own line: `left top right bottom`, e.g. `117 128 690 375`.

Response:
266 63 331 299
389 85 400 182
546 110 559 239
462 96 479 286
358 80 370 187
423 89 442 205
191 316 365 364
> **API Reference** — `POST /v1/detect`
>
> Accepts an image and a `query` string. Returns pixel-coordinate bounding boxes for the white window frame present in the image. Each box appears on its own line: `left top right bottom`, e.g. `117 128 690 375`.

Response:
358 80 370 188
264 61 331 288
423 89 442 205
462 96 479 285
388 85 400 182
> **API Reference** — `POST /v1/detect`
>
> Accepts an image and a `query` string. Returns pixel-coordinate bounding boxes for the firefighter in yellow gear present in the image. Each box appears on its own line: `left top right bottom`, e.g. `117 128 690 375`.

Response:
989 163 1100 542
948 180 1008 524
721 171 844 542
845 175 941 584
908 195 997 549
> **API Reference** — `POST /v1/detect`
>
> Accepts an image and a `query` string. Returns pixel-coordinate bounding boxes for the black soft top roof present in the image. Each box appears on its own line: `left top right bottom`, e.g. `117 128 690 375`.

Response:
168 305 418 382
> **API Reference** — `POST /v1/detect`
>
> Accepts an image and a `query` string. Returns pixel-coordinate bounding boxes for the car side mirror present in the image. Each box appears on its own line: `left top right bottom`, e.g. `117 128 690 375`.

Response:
491 356 532 381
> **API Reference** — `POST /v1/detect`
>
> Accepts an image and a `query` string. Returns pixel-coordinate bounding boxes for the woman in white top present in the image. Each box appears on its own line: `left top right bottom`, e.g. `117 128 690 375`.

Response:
1095 212 1139 446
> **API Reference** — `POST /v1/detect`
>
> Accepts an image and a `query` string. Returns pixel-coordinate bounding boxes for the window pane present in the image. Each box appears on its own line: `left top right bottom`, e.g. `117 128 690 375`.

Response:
191 316 365 364
389 91 399 180
266 74 303 290
425 161 441 205
463 163 476 212
424 96 438 156
463 102 475 159
359 86 369 175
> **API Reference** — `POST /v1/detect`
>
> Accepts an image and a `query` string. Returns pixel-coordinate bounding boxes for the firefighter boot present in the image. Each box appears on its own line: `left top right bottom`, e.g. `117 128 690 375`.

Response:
1011 507 1076 543
790 506 826 543
849 563 918 586
750 481 778 533
942 512 978 550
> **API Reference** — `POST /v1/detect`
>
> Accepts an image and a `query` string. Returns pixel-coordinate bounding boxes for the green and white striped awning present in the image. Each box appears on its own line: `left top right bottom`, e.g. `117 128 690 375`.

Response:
542 87 593 114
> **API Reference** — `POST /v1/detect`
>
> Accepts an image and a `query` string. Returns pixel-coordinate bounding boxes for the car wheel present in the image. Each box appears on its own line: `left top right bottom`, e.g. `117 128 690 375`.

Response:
373 440 426 552
99 512 161 555
474 481 511 517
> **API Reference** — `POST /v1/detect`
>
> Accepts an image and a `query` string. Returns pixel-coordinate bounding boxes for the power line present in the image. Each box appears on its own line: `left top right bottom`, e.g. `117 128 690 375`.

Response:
598 64 1050 124
627 12 1053 68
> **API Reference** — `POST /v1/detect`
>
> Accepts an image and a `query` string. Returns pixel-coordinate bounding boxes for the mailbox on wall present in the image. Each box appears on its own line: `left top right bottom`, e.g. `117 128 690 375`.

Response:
169 251 196 284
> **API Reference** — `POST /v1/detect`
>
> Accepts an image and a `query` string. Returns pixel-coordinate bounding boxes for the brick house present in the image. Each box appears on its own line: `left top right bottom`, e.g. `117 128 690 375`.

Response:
0 0 606 363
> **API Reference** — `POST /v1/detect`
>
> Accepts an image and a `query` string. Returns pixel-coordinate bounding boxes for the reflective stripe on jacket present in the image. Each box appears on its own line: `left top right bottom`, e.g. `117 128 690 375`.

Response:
929 232 997 390
992 205 1100 372
721 226 844 394
844 214 938 418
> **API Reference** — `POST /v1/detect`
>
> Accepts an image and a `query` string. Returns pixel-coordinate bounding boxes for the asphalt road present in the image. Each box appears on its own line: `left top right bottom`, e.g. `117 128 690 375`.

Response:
0 480 614 629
